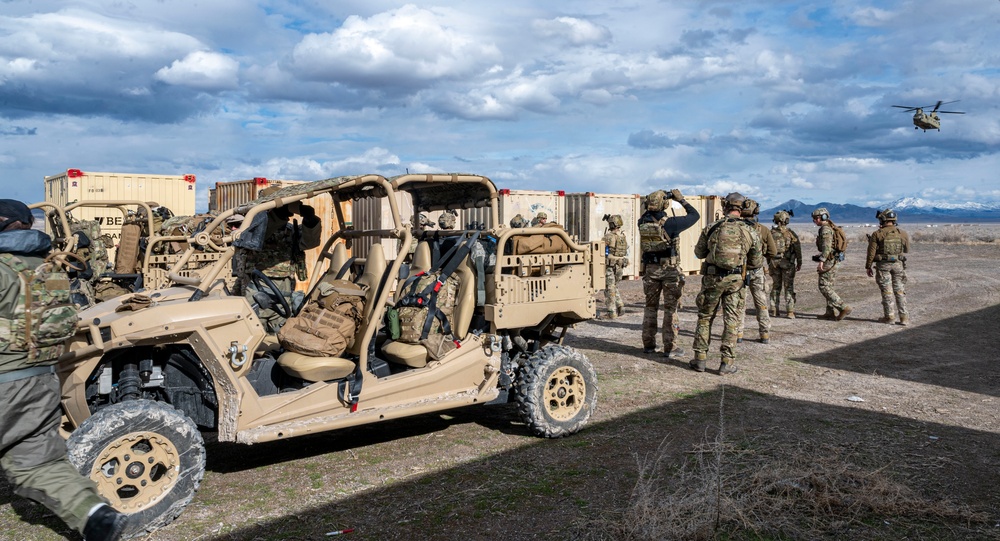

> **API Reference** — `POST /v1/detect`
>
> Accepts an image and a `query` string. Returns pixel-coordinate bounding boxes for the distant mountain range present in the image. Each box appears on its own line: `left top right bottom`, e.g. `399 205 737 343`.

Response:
761 199 1000 224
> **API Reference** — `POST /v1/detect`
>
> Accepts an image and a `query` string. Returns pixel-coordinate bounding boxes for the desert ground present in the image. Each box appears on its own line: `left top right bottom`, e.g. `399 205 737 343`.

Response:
2 225 999 540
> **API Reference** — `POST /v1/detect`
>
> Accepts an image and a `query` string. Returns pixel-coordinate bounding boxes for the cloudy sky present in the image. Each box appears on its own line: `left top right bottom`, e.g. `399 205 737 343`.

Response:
2 0 998 212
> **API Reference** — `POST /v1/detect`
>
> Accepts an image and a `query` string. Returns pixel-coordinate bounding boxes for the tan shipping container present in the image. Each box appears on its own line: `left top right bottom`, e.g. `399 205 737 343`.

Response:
674 195 722 275
213 178 351 291
565 192 642 279
43 169 197 260
497 189 565 227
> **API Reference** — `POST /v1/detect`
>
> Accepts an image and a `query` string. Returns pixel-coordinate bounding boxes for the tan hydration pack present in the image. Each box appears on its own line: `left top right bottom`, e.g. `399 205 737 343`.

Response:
278 279 366 357
706 218 749 270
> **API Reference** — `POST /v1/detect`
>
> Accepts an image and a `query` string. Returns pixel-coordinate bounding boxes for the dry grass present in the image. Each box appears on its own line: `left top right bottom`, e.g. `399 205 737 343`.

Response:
581 387 993 541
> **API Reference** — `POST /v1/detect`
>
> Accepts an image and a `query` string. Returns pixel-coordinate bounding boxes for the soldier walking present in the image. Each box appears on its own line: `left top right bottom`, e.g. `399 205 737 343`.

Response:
735 199 776 343
601 214 628 319
769 210 802 318
0 199 127 541
811 207 852 320
638 189 700 358
691 192 762 374
865 209 910 325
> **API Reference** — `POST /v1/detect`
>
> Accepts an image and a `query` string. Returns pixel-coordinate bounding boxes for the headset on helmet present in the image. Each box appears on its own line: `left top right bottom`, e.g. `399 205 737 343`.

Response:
876 208 897 223
811 207 829 221
603 214 623 229
740 198 760 218
773 209 793 225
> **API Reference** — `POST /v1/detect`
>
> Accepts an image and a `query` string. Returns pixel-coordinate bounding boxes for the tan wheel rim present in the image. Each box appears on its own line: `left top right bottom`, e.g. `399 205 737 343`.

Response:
89 431 180 511
544 366 586 421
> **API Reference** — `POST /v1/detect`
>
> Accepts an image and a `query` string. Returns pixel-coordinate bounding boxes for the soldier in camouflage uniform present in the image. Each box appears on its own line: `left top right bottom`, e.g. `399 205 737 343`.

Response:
530 211 548 226
601 214 628 319
638 189 700 357
691 193 762 374
235 187 322 333
438 210 457 230
811 207 852 320
865 209 910 325
735 199 776 343
769 210 802 318
0 200 127 541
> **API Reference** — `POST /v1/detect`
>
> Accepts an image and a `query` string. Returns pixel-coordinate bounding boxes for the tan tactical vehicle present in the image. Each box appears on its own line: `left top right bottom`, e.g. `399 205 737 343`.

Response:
56 173 604 537
31 200 232 304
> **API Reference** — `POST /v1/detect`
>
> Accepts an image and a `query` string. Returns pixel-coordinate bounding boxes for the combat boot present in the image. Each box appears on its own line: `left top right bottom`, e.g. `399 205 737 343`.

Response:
719 360 739 375
663 344 686 358
786 311 796 319
689 352 707 372
759 332 770 344
736 332 743 343
818 307 836 320
898 314 909 326
877 314 895 324
83 504 128 541
835 305 852 321
770 306 779 318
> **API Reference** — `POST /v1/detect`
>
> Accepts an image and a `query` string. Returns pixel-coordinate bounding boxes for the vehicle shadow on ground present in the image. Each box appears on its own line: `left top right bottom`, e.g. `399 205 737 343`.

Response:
792 303 998 397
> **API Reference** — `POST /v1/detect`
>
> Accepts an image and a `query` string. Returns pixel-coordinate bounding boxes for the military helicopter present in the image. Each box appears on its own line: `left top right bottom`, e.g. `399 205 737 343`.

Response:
891 100 964 131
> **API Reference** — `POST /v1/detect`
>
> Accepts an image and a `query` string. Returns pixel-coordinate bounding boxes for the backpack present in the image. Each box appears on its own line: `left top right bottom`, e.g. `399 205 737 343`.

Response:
771 226 788 257
706 218 749 270
0 254 79 365
68 219 110 277
277 279 366 357
396 272 460 344
830 221 848 254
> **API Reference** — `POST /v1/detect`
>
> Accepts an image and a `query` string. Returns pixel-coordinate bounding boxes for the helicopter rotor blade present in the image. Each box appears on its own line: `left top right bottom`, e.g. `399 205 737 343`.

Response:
937 110 965 114
891 105 919 112
931 100 944 112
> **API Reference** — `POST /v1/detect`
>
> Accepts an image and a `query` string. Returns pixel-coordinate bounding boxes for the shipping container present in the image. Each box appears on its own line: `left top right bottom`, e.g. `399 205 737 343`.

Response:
565 192 642 278
43 169 197 261
497 189 565 228
675 195 722 275
212 178 351 291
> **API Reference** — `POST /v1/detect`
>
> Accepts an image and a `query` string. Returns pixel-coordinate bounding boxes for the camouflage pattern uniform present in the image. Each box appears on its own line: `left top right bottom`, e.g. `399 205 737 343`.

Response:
866 211 910 325
735 201 776 342
638 190 700 356
236 207 322 333
691 193 762 374
769 212 802 317
530 211 548 227
0 200 123 538
438 210 457 230
601 216 628 318
812 208 850 319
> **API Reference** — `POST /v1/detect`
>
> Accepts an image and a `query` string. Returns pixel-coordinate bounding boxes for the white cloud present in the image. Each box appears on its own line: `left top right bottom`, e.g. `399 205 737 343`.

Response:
532 17 612 46
287 5 502 88
155 51 240 91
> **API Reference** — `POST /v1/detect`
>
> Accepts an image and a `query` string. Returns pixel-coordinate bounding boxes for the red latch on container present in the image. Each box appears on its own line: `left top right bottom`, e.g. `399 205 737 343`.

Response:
498 188 510 195
557 190 565 196
183 174 196 183
67 169 84 178
254 177 268 186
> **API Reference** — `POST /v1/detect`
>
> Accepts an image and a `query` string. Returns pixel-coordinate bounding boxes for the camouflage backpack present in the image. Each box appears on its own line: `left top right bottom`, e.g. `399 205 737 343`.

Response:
68 218 110 277
0 254 79 365
880 226 904 257
830 221 848 255
396 272 460 344
278 279 366 357
706 218 750 270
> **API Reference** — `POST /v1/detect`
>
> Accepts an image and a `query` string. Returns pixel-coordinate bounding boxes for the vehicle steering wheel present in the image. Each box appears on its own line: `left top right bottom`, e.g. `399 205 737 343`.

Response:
250 269 291 319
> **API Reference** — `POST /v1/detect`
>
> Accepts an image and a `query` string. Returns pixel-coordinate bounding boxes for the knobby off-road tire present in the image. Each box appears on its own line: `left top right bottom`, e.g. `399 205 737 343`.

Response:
515 345 598 438
67 400 206 538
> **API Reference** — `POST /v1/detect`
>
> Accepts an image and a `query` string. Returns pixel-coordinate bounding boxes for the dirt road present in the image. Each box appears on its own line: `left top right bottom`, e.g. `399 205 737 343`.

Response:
3 240 999 540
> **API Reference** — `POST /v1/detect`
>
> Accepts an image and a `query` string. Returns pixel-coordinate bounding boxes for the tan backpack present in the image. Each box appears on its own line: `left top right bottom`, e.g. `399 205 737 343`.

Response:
278 279 367 357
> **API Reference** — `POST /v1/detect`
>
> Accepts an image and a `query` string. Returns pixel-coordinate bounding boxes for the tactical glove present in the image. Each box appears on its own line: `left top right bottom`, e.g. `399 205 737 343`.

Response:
811 255 821 262
670 188 684 202
299 204 320 227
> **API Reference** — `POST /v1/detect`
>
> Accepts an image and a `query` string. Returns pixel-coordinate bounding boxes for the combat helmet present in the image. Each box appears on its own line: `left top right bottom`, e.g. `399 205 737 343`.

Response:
723 192 746 211
811 207 829 221
438 210 457 229
740 198 760 218
773 210 791 225
645 190 668 212
876 208 897 223
604 214 623 229
509 214 529 228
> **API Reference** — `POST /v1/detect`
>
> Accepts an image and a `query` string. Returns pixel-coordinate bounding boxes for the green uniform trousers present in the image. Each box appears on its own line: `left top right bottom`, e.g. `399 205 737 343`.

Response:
0 373 104 533
693 273 744 363
642 262 684 351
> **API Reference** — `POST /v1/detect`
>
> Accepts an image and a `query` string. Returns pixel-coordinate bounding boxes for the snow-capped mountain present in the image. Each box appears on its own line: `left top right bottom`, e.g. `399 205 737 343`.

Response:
761 198 1000 223
883 197 1000 212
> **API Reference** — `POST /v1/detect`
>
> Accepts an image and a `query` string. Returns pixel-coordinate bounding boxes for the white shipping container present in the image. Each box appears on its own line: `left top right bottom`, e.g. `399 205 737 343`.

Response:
565 192 642 278
43 169 197 260
673 195 722 275
497 189 565 228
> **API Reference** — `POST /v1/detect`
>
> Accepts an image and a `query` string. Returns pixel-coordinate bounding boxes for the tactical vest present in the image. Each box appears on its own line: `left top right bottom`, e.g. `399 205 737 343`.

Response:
878 226 904 258
0 254 78 366
607 231 628 258
396 272 459 344
278 279 366 357
69 219 110 277
771 226 788 257
246 223 308 281
706 218 749 270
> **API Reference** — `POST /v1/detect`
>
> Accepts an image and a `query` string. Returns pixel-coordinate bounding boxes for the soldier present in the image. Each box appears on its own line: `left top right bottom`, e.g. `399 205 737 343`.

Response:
735 199 776 343
769 210 802 318
811 207 851 320
437 210 458 230
0 199 127 541
865 209 910 325
638 189 700 357
601 214 628 319
235 186 322 333
530 211 548 226
691 192 762 374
